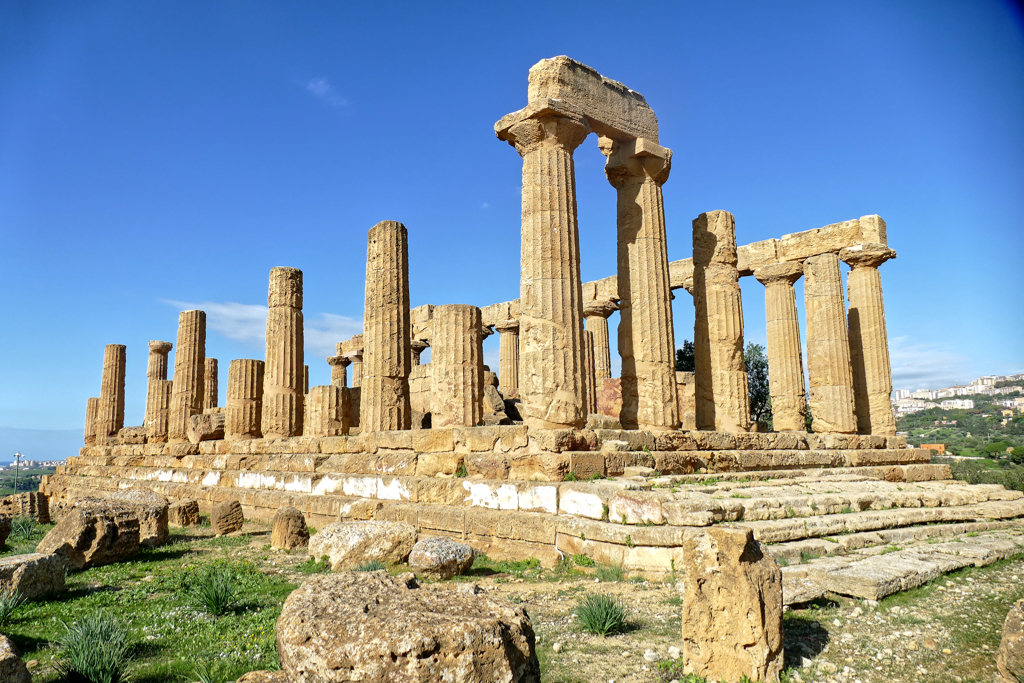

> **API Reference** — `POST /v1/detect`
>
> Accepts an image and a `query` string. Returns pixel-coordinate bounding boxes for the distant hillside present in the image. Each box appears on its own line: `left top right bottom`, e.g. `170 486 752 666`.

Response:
0 427 81 464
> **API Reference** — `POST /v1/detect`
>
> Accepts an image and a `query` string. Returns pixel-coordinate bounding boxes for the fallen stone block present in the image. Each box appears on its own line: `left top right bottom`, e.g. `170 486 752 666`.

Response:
212 500 244 535
0 552 66 599
272 507 309 550
0 492 50 523
998 598 1024 683
168 499 200 526
308 520 416 571
0 635 30 683
36 501 140 570
187 413 226 444
408 535 474 579
276 572 540 682
108 487 169 548
0 515 10 548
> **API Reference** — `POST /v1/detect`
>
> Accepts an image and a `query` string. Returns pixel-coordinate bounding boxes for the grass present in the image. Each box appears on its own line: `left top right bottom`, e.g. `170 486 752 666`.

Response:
354 559 386 572
0 588 26 626
570 554 594 567
296 556 332 573
52 612 135 683
595 564 626 582
185 564 241 616
799 550 821 564
574 594 627 636
11 514 38 541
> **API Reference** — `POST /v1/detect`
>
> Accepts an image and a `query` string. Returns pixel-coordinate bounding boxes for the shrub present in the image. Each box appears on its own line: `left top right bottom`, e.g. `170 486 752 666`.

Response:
186 565 241 616
571 554 595 567
53 613 134 683
0 588 26 626
596 564 625 582
354 559 386 572
11 515 38 541
575 594 627 636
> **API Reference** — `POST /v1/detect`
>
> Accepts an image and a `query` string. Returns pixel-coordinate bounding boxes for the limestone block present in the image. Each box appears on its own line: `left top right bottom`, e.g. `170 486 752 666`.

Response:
212 500 244 535
169 310 207 443
236 672 288 683
408 535 475 579
277 572 540 682
304 385 351 437
108 487 169 548
675 371 697 431
0 552 67 599
416 452 464 478
308 520 417 571
780 219 862 262
609 490 672 525
271 506 310 550
737 238 781 276
997 598 1024 683
0 492 49 523
0 635 30 683
263 267 304 439
117 426 147 445
597 377 622 419
36 500 141 570
681 526 783 682
187 413 225 444
168 499 200 526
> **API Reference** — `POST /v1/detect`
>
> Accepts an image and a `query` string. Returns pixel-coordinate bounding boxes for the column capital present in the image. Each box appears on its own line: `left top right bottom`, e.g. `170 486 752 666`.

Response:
410 339 430 353
481 325 495 339
149 340 173 354
754 261 804 286
493 319 520 334
326 355 351 368
601 136 672 188
583 299 619 319
840 243 897 269
497 100 590 158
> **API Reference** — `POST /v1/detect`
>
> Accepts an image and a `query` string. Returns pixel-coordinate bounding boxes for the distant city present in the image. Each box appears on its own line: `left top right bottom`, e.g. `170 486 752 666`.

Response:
0 459 62 469
892 373 1024 417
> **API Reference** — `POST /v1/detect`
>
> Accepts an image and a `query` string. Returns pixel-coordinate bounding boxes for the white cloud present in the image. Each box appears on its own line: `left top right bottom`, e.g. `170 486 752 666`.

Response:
305 78 348 107
888 336 973 391
162 300 362 359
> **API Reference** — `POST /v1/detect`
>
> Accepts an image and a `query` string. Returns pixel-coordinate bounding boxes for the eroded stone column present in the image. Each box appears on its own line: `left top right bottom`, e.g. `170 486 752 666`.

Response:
411 339 429 366
227 359 264 440
95 344 126 442
327 355 350 388
582 300 618 381
603 137 679 431
841 243 898 435
693 211 751 433
431 304 483 427
144 341 173 443
804 253 857 434
169 310 206 443
262 267 304 439
493 319 520 398
84 397 99 446
203 358 218 411
342 335 364 388
583 330 597 415
360 220 412 432
754 262 807 432
147 341 172 381
304 385 350 437
498 108 589 429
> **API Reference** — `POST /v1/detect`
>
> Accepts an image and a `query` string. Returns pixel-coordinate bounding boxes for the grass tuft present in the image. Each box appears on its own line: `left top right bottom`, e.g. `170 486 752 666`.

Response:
297 556 332 574
595 564 625 582
575 593 627 636
570 554 595 567
0 588 26 626
53 612 135 683
186 564 241 616
354 559 387 572
11 515 38 541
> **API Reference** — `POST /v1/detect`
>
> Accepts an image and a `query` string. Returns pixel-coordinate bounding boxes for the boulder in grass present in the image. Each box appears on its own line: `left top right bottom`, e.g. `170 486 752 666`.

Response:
0 635 31 683
108 488 169 548
0 552 66 599
0 515 10 548
169 499 201 527
271 507 309 550
997 598 1024 683
212 500 244 535
308 521 416 571
36 500 140 570
408 536 474 579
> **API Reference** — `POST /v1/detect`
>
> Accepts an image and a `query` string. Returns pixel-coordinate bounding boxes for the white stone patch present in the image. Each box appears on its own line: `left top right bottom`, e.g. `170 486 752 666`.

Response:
559 489 605 520
152 469 187 483
236 471 279 490
343 476 378 499
377 478 411 501
312 476 344 496
201 471 221 487
463 481 518 510
518 485 558 514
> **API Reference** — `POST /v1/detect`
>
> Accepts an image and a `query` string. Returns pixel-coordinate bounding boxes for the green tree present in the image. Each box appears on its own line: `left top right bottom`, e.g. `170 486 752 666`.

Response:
675 340 695 372
744 342 771 424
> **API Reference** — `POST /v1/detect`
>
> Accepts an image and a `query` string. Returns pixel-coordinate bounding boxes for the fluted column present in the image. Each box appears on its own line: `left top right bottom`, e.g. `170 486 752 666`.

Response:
304 385 350 437
84 397 99 446
341 335 364 388
360 220 412 432
169 310 206 443
804 253 857 434
582 300 618 381
327 355 350 388
95 344 126 442
604 137 679 431
262 267 304 439
754 262 807 432
350 354 363 387
841 243 898 435
583 330 597 415
493 319 520 398
227 359 264 440
411 339 429 366
147 341 172 381
693 211 751 433
203 358 218 411
144 341 172 443
303 365 309 395
432 304 484 427
498 109 590 429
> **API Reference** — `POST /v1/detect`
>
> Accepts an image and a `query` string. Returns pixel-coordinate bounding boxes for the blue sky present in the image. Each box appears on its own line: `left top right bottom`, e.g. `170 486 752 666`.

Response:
1 1 1022 453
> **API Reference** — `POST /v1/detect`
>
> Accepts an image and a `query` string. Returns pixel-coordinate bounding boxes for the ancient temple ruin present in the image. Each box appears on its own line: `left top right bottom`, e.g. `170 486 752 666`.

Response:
42 57 1023 583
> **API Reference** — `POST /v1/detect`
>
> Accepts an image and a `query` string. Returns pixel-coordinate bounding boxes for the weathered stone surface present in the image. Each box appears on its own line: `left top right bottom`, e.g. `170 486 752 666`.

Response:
84 396 99 446
169 310 207 443
236 672 288 683
108 487 169 548
117 425 147 445
212 500 244 535
272 507 309 550
0 635 30 683
95 344 127 443
0 492 49 523
203 357 219 411
997 598 1024 683
583 299 617 382
308 521 417 571
276 572 540 682
304 385 351 437
227 359 264 440
754 262 807 432
597 377 622 419
0 515 9 547
168 499 200 527
804 253 856 434
36 501 140 570
409 535 475 579
263 267 304 439
0 552 66 599
145 379 173 443
494 319 520 398
681 526 783 682
187 412 225 444
432 304 485 428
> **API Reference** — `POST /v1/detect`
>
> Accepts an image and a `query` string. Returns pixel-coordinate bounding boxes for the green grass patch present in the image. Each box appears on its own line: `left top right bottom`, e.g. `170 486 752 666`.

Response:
574 594 627 636
595 564 626 582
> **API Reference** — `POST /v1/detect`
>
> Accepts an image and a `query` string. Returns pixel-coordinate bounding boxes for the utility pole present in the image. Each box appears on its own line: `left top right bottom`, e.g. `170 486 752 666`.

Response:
12 452 23 495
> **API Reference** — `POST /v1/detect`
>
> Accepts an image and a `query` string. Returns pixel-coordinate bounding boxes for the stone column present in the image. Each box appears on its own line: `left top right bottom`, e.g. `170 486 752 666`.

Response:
360 220 412 432
327 355 350 388
304 385 350 437
144 341 173 442
226 359 264 440
804 253 857 434
169 310 206 443
582 300 618 381
841 243 898 435
95 344 126 442
147 341 172 381
583 330 597 415
493 319 520 398
303 365 309 395
84 397 99 446
203 358 218 411
431 304 484 427
603 137 679 431
349 353 363 387
411 339 429 366
754 262 808 432
692 211 751 433
262 267 304 439
497 108 590 429
342 335 364 388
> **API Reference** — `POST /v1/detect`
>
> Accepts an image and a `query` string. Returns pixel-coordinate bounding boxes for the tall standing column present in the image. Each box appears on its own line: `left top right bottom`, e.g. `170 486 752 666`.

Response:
493 319 520 398
754 262 807 432
203 358 218 411
95 344 126 442
582 300 618 381
169 310 206 443
804 253 857 434
841 243 898 435
604 138 679 431
262 267 304 439
144 341 173 443
583 330 597 415
497 109 590 429
226 359 264 440
147 341 172 381
432 304 484 427
84 397 99 446
360 220 412 432
692 211 751 433
327 355 350 388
